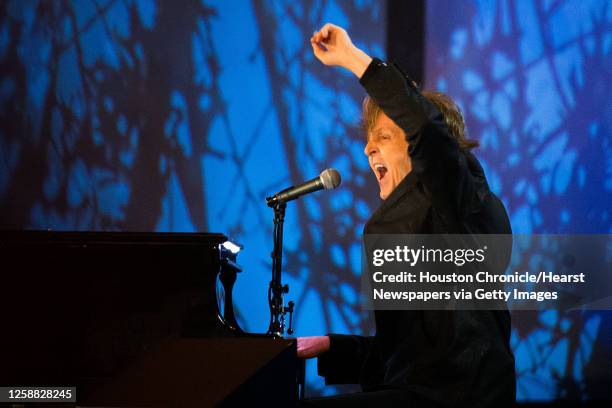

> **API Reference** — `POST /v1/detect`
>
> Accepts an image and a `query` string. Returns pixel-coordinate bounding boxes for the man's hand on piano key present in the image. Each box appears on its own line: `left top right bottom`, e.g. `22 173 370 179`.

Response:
297 336 331 359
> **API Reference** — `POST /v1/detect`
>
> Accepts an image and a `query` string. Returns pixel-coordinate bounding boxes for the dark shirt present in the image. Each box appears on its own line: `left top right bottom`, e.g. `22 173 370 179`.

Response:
317 59 516 407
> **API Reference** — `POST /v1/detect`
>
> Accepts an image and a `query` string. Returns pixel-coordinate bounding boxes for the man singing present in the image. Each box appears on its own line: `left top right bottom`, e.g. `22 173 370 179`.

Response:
297 24 516 407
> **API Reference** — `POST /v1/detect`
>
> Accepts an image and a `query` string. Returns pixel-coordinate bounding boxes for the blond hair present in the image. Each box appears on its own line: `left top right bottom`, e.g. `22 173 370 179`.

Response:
361 92 479 150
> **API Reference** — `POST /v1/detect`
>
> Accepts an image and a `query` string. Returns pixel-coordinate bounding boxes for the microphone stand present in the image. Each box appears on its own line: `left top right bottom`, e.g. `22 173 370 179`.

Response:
266 200 294 337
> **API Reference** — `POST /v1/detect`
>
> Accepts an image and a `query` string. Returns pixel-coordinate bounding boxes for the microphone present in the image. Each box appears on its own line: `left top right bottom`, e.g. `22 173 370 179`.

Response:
266 168 341 206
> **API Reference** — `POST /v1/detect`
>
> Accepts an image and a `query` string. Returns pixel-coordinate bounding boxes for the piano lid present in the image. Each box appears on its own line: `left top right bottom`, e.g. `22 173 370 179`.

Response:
0 229 229 246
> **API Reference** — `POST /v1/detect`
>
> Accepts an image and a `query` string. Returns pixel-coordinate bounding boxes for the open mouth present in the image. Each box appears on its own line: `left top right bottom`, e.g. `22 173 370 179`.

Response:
374 163 388 181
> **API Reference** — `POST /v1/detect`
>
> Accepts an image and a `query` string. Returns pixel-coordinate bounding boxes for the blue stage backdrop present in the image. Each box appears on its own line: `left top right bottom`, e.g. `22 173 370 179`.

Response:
0 0 611 401
424 0 612 401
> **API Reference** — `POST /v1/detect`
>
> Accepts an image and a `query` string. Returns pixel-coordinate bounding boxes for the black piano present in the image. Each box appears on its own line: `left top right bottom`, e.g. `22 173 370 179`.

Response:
0 231 300 407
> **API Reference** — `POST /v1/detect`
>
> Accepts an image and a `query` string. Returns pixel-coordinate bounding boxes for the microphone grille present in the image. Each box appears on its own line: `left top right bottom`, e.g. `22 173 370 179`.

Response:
320 168 341 190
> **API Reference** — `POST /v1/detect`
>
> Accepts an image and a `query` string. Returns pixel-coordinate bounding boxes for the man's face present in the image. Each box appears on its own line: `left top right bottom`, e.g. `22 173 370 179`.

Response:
364 113 412 200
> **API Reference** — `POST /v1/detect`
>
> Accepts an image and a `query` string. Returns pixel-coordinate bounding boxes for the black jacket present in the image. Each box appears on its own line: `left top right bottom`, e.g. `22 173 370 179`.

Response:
317 59 516 407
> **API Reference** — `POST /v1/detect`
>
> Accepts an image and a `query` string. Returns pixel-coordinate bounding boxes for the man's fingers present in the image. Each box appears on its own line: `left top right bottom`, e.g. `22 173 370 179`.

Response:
310 41 320 57
311 42 329 64
311 24 347 66
311 40 328 53
321 22 338 39
314 26 328 42
314 23 336 42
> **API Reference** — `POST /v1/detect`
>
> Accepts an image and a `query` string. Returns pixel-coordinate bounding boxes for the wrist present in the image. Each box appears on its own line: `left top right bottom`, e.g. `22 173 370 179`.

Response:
322 335 330 352
345 45 372 78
